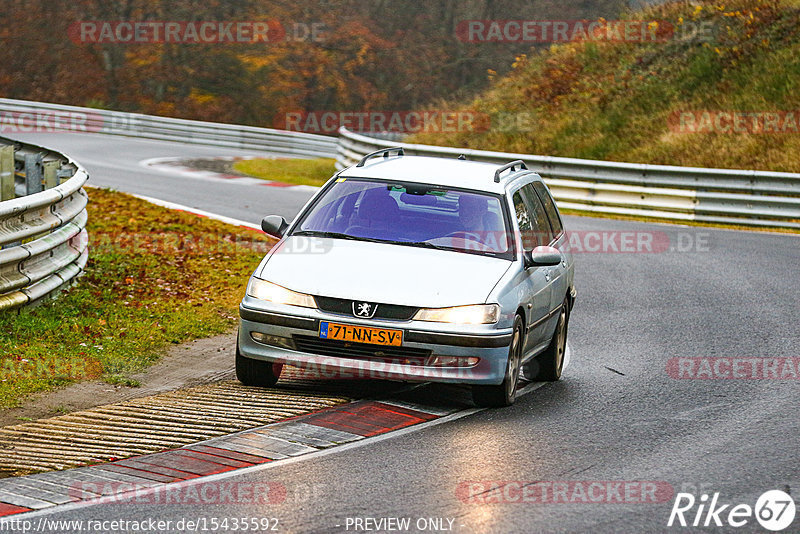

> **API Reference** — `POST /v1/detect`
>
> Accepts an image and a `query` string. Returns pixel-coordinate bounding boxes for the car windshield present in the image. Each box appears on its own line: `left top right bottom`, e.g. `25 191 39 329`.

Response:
294 179 512 258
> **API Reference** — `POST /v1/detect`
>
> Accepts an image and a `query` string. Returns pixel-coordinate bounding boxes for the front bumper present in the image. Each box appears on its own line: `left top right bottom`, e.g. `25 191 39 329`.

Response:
238 301 513 385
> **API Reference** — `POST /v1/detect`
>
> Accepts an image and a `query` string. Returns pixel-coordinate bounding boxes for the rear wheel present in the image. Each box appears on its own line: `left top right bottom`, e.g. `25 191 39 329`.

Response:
523 297 569 381
236 340 283 387
472 315 523 408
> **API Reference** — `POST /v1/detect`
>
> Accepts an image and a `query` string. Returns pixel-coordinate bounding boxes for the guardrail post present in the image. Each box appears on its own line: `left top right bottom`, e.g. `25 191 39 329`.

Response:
24 152 44 195
57 167 74 184
43 160 59 189
0 145 13 200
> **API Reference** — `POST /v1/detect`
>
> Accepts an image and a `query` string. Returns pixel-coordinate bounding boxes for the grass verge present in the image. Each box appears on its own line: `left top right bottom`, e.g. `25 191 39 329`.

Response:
233 157 336 187
408 0 800 173
0 188 273 410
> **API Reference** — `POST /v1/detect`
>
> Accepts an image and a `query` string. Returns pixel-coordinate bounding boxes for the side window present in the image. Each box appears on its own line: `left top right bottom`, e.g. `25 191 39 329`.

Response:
513 192 537 251
533 181 564 237
521 184 553 246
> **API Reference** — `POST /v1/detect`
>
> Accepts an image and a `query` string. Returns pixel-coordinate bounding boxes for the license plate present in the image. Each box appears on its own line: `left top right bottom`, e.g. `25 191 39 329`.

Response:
319 321 403 346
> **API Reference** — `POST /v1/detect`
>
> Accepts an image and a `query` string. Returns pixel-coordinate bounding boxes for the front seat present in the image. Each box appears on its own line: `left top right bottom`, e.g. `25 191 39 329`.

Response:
346 188 400 238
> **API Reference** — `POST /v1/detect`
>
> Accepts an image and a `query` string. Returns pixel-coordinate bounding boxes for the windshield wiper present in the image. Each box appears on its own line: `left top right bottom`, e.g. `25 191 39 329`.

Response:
295 233 449 250
292 230 382 243
386 240 503 257
401 241 451 250
377 240 454 251
293 232 500 256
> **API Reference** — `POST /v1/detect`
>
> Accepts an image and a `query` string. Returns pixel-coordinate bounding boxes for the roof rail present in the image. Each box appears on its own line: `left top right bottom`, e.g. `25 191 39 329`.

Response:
356 147 405 167
493 160 528 183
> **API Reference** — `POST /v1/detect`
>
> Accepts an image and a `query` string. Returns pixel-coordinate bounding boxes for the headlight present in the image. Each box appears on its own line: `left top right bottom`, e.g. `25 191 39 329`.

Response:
246 278 316 308
413 304 500 324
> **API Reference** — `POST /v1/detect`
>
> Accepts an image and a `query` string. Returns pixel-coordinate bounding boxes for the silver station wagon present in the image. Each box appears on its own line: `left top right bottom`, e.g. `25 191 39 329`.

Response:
237 148 576 406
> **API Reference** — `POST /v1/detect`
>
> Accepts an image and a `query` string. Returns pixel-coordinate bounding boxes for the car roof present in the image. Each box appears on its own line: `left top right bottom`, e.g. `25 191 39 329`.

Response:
338 154 535 194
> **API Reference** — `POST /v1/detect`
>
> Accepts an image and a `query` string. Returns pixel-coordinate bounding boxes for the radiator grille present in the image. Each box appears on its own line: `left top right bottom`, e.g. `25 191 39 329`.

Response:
315 296 418 321
293 335 430 366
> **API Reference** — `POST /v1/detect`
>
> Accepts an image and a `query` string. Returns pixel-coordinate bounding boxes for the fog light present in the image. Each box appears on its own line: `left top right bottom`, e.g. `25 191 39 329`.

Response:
427 356 480 367
250 332 296 350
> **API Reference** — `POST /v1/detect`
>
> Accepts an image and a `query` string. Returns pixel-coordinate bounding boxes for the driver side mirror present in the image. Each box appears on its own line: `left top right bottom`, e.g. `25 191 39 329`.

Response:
261 215 289 238
524 246 562 269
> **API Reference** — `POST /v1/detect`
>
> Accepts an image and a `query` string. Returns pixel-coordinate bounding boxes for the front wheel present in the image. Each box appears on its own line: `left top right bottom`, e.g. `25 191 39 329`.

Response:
236 341 283 387
472 315 523 408
523 297 569 382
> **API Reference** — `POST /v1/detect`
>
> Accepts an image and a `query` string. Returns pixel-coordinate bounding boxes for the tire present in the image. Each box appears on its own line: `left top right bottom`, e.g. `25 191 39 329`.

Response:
523 296 569 382
472 315 524 408
236 341 283 387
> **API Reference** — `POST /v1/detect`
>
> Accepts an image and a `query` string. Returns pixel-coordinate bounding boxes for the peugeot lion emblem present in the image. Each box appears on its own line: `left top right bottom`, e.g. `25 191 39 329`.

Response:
353 301 378 318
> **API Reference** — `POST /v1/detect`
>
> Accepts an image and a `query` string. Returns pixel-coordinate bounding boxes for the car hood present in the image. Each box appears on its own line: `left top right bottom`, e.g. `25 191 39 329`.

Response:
257 236 512 308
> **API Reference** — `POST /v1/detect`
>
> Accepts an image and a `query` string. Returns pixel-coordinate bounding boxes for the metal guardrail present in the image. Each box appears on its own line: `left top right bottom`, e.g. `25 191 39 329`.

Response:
0 137 89 311
2 99 797 229
337 128 800 230
0 98 338 159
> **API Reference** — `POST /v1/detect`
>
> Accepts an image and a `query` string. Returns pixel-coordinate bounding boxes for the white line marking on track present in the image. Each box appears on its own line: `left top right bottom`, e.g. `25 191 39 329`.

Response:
129 193 262 230
138 156 320 192
16 380 553 519
87 185 262 231
14 184 577 519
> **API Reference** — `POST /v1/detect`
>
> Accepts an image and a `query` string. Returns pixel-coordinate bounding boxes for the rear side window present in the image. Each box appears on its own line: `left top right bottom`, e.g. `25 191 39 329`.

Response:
514 189 551 248
521 184 553 246
513 192 536 250
533 181 564 237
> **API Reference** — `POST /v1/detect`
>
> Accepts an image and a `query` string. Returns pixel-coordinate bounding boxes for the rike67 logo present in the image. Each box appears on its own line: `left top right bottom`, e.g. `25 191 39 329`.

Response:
668 490 795 531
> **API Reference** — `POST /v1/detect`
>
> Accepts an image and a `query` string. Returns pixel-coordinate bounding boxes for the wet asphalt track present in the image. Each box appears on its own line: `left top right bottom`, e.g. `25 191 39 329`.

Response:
7 132 800 533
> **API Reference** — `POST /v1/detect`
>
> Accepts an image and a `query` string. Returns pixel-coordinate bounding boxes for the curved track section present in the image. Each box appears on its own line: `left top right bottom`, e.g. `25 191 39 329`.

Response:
9 132 316 222
5 131 800 533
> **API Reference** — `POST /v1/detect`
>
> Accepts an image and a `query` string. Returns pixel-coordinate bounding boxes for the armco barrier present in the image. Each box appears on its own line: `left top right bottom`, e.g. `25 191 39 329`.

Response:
336 128 800 230
0 98 337 158
2 99 796 229
0 136 89 311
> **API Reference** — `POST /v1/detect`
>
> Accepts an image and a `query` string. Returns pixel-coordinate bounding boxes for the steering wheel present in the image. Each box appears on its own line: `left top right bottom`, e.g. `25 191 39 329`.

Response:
445 231 483 242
